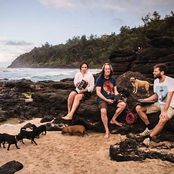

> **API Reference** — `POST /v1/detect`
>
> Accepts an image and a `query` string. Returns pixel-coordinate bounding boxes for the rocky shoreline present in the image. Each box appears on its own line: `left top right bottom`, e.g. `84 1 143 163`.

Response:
1 34 174 167
0 69 174 163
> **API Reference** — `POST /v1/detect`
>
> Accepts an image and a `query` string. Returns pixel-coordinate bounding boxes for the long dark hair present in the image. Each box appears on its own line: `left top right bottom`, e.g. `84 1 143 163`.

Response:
80 62 89 71
101 63 113 78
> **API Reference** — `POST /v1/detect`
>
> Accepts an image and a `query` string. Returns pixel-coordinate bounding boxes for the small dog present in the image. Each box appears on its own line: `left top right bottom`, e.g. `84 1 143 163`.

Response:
19 128 37 145
30 124 47 138
130 77 153 96
61 125 88 136
0 133 23 150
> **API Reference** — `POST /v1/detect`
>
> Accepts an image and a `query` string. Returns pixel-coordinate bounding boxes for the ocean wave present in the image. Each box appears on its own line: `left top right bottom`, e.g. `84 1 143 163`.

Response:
0 68 101 82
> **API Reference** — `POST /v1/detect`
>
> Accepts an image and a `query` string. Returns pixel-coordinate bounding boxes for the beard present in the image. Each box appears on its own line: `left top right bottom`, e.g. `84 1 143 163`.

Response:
154 73 162 79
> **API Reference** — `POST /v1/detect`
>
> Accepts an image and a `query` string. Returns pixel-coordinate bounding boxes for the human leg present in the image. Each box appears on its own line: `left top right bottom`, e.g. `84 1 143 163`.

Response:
136 105 149 125
110 101 126 126
62 94 83 120
67 91 78 113
150 115 168 137
143 116 168 146
143 105 174 146
98 100 110 138
136 104 160 136
101 108 110 139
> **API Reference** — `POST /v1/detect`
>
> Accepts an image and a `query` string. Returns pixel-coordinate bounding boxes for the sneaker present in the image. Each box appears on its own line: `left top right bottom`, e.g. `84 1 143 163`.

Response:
143 137 151 147
139 128 152 136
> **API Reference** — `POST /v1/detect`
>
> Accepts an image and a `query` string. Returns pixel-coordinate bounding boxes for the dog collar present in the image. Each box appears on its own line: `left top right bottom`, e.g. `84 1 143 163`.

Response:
15 135 18 142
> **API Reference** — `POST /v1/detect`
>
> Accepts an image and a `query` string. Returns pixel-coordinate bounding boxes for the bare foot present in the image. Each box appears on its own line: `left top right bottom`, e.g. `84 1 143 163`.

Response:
110 120 122 127
104 132 110 139
62 114 73 120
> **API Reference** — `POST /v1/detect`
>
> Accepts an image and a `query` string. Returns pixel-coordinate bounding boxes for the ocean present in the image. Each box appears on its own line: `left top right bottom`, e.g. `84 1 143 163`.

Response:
0 68 101 82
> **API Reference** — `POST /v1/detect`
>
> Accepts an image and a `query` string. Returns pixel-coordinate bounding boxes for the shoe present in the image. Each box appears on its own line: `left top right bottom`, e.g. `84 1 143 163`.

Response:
143 137 151 147
139 128 152 136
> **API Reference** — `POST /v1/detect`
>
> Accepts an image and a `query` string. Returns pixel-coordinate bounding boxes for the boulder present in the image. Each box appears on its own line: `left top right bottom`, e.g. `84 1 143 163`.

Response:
110 133 174 163
0 160 23 174
0 111 6 122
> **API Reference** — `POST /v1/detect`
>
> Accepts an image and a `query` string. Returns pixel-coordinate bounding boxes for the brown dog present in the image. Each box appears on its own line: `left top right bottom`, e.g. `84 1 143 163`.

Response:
61 125 88 136
130 77 153 96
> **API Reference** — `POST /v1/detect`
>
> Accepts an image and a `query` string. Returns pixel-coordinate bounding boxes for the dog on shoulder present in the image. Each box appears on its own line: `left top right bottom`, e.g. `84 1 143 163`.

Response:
61 125 88 136
0 133 23 150
130 77 153 96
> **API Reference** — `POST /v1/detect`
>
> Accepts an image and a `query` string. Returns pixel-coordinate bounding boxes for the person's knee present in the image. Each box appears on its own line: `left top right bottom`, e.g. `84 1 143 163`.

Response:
74 94 82 101
101 108 107 117
122 102 126 109
136 105 143 113
159 117 168 126
69 91 76 99
117 102 126 110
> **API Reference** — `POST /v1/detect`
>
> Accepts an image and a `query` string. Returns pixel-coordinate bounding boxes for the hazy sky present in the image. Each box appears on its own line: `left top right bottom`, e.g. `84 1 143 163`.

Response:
0 0 173 68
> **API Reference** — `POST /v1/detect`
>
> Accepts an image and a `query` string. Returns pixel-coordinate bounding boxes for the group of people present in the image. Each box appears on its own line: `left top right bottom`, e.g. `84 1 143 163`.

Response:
62 62 174 146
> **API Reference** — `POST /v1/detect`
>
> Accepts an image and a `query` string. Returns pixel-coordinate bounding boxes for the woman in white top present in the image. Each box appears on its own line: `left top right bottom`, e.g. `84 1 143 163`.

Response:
62 62 94 120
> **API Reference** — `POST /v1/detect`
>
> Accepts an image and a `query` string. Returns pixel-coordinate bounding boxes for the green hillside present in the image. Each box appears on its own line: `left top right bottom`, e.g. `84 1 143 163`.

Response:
8 11 174 68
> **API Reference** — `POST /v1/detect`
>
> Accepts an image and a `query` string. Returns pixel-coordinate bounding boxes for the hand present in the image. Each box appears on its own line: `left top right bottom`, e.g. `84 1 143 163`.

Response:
106 99 114 104
79 89 87 93
75 82 80 87
117 99 123 103
159 111 169 121
84 80 88 85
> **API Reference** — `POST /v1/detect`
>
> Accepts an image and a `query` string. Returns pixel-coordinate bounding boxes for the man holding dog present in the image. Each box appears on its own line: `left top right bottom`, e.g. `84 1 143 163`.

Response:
96 63 126 138
136 64 174 146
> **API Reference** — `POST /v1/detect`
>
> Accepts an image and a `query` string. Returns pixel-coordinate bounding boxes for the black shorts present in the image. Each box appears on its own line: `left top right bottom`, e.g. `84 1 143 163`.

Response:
74 90 91 101
83 92 91 100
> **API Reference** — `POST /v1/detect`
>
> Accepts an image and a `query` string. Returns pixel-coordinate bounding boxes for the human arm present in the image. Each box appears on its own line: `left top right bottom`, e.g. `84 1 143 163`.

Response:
74 72 81 87
114 86 119 96
138 93 158 102
85 73 95 92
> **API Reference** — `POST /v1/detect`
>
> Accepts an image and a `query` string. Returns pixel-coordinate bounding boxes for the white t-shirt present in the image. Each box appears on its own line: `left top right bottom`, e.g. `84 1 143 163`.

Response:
154 76 174 107
74 71 94 93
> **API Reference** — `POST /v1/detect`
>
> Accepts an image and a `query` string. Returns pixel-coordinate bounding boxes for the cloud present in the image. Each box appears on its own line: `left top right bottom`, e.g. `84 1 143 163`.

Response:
0 37 6 42
5 40 34 46
38 0 76 9
0 38 34 46
142 0 174 5
0 39 34 67
38 0 126 11
38 0 174 15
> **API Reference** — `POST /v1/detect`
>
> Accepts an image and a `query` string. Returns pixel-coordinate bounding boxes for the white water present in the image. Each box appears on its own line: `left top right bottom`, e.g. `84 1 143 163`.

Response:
0 68 101 82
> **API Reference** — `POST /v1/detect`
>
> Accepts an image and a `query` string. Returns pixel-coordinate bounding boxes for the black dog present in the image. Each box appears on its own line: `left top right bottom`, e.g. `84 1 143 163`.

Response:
19 128 37 145
0 133 23 150
30 124 47 138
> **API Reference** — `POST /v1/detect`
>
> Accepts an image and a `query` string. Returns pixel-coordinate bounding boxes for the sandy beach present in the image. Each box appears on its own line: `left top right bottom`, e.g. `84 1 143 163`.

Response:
0 118 174 174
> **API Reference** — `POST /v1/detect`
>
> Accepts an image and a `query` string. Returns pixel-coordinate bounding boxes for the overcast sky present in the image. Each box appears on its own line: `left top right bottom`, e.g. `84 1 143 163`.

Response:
0 0 173 68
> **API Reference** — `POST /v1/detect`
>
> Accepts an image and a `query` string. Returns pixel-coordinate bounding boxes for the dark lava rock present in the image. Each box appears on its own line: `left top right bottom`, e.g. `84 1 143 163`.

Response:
0 160 23 174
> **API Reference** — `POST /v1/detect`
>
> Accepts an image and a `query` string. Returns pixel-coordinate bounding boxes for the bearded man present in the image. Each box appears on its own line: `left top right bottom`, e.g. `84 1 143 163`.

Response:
136 64 174 146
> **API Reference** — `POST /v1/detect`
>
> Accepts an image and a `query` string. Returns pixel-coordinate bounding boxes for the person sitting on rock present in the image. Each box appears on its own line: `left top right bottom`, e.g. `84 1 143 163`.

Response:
96 63 126 138
62 62 94 120
136 63 174 147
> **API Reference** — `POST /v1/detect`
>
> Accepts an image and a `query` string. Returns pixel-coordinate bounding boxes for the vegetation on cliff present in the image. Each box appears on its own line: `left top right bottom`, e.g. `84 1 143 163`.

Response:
8 11 174 68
